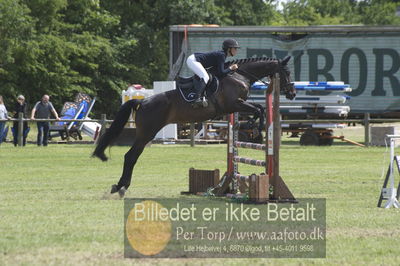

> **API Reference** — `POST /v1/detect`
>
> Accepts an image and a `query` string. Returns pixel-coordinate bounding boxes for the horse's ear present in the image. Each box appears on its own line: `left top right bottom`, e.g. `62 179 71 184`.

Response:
281 56 291 66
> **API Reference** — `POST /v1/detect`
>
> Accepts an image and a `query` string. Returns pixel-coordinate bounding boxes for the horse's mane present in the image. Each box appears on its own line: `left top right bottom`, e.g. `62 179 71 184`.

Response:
225 57 278 66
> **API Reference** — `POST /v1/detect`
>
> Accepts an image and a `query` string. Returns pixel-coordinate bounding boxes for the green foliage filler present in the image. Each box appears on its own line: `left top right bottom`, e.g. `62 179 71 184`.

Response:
0 0 399 116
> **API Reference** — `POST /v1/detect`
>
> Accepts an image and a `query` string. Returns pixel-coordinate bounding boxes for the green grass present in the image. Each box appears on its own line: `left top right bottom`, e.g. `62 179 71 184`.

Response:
1 129 400 265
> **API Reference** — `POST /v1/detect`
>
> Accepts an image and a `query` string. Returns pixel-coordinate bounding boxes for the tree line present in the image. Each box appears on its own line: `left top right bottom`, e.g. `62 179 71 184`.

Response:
0 0 399 117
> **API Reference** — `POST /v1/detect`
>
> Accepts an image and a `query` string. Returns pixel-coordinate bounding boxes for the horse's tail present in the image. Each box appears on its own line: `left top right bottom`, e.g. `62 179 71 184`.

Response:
92 99 140 161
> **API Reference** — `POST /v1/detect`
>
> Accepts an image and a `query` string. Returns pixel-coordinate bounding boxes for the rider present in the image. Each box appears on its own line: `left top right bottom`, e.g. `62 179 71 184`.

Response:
186 38 240 108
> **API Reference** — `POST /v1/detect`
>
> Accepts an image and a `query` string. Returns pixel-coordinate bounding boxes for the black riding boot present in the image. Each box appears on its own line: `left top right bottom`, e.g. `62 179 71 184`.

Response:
192 78 208 108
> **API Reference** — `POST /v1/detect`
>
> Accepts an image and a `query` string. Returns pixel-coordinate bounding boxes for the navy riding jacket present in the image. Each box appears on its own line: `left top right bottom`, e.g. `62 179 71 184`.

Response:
194 50 231 78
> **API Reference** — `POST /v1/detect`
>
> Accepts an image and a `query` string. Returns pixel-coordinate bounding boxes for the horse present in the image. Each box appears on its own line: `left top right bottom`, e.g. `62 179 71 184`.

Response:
93 56 296 197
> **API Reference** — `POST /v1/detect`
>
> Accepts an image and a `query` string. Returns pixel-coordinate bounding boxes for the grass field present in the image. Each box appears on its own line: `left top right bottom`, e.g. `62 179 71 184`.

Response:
1 126 400 265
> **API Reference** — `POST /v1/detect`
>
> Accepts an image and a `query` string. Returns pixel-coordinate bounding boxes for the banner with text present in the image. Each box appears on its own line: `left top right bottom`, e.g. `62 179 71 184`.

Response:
124 198 326 258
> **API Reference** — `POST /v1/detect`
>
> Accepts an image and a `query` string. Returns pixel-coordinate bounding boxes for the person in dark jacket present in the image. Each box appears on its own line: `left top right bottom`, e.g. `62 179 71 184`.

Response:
186 38 240 108
12 95 29 146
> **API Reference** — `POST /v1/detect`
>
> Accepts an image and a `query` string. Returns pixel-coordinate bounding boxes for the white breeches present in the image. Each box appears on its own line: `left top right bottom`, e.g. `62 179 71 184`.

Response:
186 54 209 84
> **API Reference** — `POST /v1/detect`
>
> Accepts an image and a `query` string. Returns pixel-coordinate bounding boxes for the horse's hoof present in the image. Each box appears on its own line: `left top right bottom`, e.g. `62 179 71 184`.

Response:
118 186 127 198
110 184 119 194
110 185 127 199
93 151 108 162
247 118 256 127
252 127 260 138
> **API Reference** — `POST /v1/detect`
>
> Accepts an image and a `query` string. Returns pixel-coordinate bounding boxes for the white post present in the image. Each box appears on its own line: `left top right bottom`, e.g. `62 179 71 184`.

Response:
385 135 400 208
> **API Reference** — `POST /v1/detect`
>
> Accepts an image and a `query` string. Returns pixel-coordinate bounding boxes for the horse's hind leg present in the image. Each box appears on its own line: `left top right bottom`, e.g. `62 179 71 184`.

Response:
113 118 166 196
111 96 171 196
115 138 147 191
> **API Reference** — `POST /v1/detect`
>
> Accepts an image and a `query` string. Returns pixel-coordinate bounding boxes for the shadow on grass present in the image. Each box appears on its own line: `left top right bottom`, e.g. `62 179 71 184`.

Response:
281 139 366 147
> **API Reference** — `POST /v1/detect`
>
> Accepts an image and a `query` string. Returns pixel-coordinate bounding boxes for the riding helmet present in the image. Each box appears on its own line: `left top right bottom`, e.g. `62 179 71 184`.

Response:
222 39 240 50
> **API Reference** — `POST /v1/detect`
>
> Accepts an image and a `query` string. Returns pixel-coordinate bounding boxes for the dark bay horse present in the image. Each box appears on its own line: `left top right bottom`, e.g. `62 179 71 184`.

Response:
93 56 296 196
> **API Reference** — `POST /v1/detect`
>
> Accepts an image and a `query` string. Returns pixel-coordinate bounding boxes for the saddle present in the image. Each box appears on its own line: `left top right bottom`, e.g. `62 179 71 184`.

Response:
176 73 219 102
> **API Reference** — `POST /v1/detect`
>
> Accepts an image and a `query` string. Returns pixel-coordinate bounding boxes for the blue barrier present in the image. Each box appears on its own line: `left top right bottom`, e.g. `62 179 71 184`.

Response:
251 81 352 92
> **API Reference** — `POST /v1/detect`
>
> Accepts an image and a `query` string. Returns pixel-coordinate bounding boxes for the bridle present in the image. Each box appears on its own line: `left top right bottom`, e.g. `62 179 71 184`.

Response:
278 67 295 96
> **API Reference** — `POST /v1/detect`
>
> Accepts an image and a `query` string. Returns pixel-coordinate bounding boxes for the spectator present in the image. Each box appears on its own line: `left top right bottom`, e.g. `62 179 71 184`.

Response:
0 95 10 145
12 95 29 146
31 95 60 146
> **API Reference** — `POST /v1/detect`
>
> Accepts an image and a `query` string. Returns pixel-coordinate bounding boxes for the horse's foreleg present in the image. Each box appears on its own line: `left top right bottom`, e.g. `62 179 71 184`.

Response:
234 99 262 117
252 103 265 131
251 103 264 119
233 100 265 138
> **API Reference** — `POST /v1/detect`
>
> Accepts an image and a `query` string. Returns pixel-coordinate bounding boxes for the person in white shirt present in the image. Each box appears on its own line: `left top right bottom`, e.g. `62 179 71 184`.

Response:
0 95 10 144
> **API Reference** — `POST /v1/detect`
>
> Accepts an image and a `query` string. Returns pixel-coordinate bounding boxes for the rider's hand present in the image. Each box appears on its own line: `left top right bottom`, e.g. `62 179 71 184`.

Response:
230 64 238 71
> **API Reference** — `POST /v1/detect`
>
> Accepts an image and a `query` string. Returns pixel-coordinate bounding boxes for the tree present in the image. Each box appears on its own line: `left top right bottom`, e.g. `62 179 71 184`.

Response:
357 0 400 25
0 0 34 101
280 0 400 26
1 0 399 116
0 0 143 116
215 0 277 25
280 0 355 25
101 0 226 87
24 0 67 33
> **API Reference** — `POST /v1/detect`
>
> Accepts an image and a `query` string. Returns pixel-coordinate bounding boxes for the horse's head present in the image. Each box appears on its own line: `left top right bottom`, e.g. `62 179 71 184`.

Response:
229 56 296 99
278 56 296 100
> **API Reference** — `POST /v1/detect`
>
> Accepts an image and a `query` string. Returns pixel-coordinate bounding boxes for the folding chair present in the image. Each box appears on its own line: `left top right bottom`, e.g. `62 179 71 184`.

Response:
49 93 96 141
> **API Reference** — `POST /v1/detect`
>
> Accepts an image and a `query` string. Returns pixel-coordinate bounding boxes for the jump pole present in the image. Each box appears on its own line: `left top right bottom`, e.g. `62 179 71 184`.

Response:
212 73 295 202
268 73 295 201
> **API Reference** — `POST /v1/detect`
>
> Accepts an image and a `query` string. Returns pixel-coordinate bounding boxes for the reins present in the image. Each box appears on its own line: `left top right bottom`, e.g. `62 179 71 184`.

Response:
235 68 271 87
235 68 274 94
